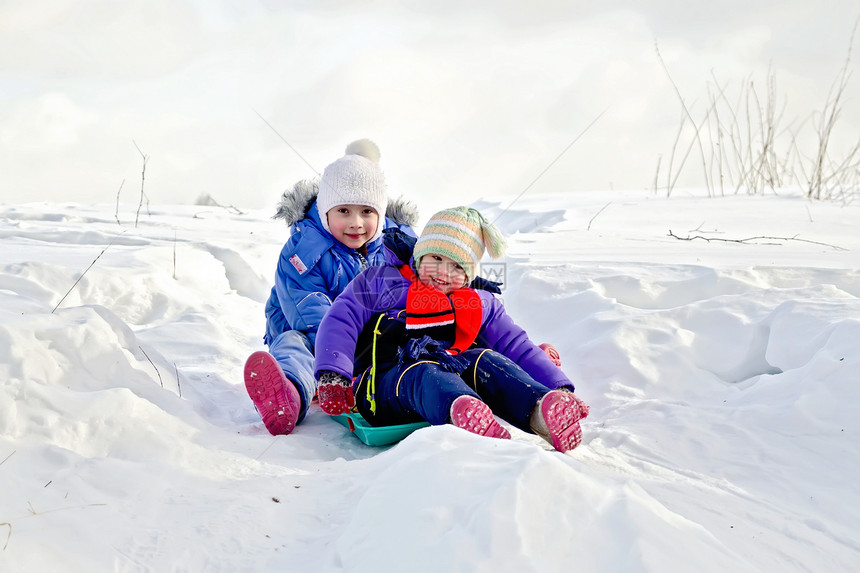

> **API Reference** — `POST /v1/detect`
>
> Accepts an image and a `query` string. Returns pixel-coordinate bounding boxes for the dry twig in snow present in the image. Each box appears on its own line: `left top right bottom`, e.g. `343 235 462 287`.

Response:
667 230 847 250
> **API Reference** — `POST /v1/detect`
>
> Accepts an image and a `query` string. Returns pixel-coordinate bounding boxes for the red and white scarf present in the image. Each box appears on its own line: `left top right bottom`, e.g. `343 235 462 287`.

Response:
399 265 483 354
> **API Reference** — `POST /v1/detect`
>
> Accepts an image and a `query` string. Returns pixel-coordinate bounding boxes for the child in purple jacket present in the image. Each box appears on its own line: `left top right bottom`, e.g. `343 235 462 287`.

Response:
314 206 589 452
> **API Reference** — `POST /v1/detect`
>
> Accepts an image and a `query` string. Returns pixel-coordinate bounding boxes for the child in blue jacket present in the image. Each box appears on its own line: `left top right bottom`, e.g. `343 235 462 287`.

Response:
244 139 418 435
314 207 590 452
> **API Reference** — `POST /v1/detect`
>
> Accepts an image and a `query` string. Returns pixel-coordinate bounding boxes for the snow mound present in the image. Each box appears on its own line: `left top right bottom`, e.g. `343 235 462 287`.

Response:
1 192 859 571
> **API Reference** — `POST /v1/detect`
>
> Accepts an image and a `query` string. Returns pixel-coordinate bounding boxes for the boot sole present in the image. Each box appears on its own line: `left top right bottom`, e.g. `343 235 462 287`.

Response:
244 351 301 436
450 396 511 440
541 391 583 452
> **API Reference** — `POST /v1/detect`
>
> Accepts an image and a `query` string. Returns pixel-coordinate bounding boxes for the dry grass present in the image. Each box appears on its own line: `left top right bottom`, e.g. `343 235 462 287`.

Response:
654 17 860 203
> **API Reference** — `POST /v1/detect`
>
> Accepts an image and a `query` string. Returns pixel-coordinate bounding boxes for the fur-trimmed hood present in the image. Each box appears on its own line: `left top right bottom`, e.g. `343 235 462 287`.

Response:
273 179 419 228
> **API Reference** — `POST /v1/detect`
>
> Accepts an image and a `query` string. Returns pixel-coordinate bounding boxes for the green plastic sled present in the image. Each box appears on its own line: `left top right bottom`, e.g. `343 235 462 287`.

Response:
332 412 429 446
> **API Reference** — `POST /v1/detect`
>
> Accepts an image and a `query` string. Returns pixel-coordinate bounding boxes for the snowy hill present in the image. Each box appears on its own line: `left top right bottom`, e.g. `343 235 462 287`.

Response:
1 190 858 572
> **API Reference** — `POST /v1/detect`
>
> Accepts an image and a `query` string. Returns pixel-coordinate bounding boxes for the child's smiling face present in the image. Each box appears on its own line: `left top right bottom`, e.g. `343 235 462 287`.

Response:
326 205 379 250
417 253 468 294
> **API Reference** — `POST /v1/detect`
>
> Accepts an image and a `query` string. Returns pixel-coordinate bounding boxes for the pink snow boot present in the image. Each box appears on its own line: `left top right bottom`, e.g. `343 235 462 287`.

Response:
449 395 511 440
244 351 301 436
530 390 588 452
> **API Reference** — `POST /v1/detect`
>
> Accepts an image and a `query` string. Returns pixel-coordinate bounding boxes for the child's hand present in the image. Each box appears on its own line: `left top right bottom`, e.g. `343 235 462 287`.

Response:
538 343 562 367
317 371 355 415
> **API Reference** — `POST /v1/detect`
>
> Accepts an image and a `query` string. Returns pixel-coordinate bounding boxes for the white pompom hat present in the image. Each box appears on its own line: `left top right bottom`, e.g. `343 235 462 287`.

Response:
316 139 388 243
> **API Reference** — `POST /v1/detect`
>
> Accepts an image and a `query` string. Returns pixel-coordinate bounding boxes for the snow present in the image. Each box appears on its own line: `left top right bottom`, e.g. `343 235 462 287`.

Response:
1 189 858 572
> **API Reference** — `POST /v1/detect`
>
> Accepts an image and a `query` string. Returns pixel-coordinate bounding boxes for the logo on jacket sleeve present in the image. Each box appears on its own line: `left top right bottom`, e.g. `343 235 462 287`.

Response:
289 254 308 274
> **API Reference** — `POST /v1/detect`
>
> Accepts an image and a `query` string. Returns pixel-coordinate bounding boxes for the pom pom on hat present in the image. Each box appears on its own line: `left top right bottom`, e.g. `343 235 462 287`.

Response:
345 138 381 163
413 206 507 283
316 139 388 242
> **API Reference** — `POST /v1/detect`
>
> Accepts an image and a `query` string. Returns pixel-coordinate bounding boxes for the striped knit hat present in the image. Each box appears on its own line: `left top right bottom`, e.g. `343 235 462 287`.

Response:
413 206 506 283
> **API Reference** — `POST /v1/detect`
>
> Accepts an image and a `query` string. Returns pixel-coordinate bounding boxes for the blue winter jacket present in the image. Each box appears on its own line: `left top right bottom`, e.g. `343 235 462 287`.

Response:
264 188 417 348
314 243 575 392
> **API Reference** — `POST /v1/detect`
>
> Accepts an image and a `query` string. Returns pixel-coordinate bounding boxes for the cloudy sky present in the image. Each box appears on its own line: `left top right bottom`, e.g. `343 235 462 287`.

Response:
1 1 858 210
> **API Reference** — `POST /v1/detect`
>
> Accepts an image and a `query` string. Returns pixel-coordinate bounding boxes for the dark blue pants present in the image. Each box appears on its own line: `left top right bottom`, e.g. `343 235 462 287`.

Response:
353 348 551 431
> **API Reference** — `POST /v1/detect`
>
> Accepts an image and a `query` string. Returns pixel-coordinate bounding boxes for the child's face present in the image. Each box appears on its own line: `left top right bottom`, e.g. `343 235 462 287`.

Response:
417 253 469 294
326 205 379 250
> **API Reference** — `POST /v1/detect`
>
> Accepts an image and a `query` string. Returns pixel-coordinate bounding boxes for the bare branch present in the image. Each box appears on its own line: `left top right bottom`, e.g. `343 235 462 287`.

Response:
114 179 125 226
656 42 713 197
52 235 123 313
587 202 612 231
133 140 150 228
139 346 163 388
174 363 182 398
667 230 847 250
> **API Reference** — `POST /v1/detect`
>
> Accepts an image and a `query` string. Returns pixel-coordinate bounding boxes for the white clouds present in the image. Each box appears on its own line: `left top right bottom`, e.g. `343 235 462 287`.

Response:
0 1 208 78
0 1 858 207
0 92 94 147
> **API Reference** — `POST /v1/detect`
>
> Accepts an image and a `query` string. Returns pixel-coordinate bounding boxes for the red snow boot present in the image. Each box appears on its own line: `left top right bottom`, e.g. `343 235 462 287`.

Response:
244 351 301 436
449 395 511 440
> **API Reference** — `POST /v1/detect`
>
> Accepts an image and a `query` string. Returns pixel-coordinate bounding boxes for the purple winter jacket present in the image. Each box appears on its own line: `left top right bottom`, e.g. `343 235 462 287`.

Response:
314 256 575 392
